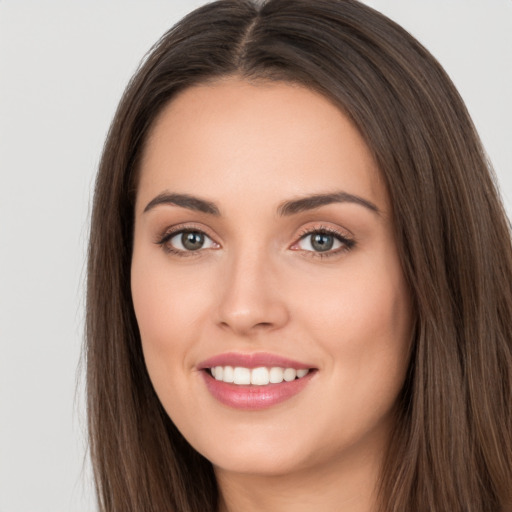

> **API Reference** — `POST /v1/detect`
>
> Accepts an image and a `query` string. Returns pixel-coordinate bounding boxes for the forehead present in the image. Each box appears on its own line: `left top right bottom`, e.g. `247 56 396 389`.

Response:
137 78 388 216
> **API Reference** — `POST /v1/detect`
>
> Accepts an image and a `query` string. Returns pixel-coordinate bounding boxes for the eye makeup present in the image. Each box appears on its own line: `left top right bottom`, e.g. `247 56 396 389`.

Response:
291 224 356 259
154 221 356 259
154 222 220 257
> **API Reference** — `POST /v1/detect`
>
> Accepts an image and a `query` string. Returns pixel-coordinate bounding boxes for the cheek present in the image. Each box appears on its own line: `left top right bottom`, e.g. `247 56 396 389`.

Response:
296 255 412 392
131 261 194 400
131 251 212 348
298 256 409 336
289 264 411 453
130 252 214 420
131 262 172 351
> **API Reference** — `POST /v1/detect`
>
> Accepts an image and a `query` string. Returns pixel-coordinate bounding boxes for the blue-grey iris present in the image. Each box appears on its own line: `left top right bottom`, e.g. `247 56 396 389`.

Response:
311 233 334 252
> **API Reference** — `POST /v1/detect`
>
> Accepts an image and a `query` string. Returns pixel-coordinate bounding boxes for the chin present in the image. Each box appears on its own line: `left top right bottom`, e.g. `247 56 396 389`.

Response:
208 445 310 477
181 417 314 476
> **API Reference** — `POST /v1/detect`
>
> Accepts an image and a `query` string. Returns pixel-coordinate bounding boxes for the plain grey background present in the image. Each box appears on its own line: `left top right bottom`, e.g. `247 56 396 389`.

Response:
0 1 511 511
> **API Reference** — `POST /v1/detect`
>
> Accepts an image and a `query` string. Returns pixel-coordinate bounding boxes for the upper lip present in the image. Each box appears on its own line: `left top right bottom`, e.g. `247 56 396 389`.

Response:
198 352 314 370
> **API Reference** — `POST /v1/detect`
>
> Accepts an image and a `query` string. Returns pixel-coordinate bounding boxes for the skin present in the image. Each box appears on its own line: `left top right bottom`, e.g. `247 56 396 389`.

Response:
131 78 413 512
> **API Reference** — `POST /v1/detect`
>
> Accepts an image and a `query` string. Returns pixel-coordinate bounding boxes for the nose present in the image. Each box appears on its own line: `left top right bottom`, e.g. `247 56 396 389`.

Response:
215 250 290 337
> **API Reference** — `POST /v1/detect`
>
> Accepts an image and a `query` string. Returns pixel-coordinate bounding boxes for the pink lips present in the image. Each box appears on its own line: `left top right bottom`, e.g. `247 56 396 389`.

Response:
198 352 312 370
198 352 316 410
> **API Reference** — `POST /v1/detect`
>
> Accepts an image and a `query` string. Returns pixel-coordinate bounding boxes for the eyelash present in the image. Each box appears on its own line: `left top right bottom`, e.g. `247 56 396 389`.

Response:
156 224 217 257
155 225 356 258
294 226 356 259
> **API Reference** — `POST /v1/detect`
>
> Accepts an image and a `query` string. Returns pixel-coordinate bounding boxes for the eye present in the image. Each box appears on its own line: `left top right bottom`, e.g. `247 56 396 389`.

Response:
292 228 355 256
158 229 218 254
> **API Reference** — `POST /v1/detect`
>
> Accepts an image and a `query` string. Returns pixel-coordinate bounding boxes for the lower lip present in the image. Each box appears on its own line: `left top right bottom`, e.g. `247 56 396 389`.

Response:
201 371 315 410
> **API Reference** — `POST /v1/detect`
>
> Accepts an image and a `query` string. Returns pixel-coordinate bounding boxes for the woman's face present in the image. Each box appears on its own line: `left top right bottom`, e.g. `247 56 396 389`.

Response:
131 79 412 479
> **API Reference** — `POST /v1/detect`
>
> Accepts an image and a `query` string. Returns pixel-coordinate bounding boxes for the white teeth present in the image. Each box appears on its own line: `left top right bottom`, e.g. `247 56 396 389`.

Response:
209 366 310 385
269 367 284 383
233 367 251 385
251 367 269 386
214 366 223 381
283 368 297 382
223 365 234 383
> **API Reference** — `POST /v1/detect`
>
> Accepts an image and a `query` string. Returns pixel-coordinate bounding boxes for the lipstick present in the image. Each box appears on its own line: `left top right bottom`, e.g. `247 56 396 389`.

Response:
198 352 316 410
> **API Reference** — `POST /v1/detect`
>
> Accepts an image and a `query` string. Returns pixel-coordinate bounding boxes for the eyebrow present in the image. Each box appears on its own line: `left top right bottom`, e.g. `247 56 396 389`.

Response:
277 191 380 216
143 192 220 215
143 190 379 216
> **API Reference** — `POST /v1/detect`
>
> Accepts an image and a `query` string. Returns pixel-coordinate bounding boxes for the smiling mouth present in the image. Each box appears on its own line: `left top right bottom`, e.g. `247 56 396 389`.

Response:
208 366 312 386
198 352 317 408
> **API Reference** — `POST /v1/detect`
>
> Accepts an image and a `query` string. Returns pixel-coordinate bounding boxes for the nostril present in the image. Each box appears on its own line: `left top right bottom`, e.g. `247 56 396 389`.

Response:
255 322 273 328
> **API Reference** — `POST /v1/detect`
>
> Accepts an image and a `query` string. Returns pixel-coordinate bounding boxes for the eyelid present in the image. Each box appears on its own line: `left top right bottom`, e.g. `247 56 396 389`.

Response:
155 222 221 255
290 224 356 257
154 222 355 258
156 222 210 240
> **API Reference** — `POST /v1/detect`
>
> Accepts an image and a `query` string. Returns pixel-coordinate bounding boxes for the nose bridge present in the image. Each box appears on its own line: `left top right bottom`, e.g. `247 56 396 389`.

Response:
215 241 289 335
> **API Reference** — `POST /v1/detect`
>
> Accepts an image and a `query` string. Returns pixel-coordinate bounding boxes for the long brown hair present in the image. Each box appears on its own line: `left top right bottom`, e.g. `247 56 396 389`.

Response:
86 1 512 510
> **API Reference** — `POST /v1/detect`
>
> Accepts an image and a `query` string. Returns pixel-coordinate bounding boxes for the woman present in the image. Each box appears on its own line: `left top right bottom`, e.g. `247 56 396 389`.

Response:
86 0 512 511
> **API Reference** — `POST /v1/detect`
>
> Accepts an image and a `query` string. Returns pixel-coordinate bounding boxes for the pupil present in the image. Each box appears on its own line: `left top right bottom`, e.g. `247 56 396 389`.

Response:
311 233 333 252
182 231 204 250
